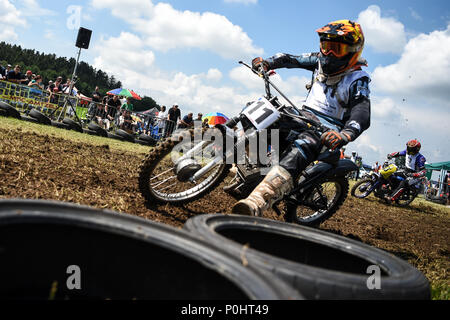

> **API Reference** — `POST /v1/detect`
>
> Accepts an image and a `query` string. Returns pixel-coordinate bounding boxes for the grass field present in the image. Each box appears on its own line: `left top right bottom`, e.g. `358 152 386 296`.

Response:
0 115 449 299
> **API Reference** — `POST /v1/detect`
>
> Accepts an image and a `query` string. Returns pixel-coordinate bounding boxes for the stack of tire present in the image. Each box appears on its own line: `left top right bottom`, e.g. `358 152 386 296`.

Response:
0 101 156 146
0 199 300 300
0 198 430 300
183 214 431 300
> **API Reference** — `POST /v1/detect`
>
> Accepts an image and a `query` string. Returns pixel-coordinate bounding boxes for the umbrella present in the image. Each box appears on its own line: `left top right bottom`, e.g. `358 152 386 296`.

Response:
107 88 142 100
202 112 229 125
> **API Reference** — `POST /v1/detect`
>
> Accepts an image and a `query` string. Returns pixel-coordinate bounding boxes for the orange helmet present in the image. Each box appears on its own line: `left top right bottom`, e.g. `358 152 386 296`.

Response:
316 20 365 75
406 139 421 155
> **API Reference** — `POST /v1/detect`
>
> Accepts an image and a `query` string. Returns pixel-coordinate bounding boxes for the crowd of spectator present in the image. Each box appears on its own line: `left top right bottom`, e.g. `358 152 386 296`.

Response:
1 62 210 140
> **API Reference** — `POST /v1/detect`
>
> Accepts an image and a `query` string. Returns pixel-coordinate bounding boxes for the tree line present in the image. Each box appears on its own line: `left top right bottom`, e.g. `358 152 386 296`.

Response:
0 42 159 112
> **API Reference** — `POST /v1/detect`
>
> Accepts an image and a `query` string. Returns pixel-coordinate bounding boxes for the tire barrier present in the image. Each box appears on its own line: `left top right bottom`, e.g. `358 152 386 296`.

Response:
29 109 52 126
0 199 301 300
184 214 431 300
0 101 21 119
62 118 84 133
87 122 108 137
115 129 135 143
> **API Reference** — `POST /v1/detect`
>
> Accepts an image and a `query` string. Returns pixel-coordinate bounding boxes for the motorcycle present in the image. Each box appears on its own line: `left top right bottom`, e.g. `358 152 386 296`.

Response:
350 158 421 207
138 61 358 226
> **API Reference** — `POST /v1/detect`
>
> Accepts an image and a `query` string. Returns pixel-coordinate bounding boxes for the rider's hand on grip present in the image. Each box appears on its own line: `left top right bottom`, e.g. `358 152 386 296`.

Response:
252 57 269 72
321 130 350 151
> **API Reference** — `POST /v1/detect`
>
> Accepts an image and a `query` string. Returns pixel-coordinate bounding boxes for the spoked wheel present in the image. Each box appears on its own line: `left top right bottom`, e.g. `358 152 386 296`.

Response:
395 188 418 207
284 177 349 227
139 129 231 205
351 178 374 199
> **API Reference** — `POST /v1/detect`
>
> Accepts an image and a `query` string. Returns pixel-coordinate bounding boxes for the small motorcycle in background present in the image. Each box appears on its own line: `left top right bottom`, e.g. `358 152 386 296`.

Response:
351 159 421 207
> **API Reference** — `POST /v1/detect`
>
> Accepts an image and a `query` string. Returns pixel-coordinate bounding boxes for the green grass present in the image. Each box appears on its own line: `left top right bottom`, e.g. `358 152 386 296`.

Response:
0 116 151 155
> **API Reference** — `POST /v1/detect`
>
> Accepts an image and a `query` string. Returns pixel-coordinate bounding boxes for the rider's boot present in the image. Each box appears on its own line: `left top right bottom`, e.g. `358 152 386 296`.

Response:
232 165 294 217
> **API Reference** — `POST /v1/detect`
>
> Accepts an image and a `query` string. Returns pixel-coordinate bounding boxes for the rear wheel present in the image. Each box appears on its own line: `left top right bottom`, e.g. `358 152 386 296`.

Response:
284 177 349 227
351 178 375 199
396 188 418 207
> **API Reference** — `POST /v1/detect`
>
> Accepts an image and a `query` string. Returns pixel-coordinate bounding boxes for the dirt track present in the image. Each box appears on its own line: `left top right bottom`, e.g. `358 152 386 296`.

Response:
0 126 449 297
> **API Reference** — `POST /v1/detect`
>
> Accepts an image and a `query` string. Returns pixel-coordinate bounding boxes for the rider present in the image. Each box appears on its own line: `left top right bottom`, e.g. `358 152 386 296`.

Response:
232 19 371 216
386 139 426 202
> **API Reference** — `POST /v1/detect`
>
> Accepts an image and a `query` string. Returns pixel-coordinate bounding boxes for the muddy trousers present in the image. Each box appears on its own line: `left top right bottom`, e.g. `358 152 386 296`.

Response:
278 130 322 179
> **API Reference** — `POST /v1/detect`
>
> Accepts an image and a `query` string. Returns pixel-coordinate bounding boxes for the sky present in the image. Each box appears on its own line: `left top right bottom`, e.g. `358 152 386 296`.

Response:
1 0 449 166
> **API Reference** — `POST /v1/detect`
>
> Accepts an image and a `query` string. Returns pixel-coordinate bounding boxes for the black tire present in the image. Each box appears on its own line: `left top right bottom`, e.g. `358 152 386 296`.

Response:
88 122 108 137
136 139 153 146
351 178 375 199
0 109 7 117
51 120 71 130
62 118 83 133
0 101 21 119
139 129 231 205
396 188 418 207
138 134 157 146
115 129 135 143
184 214 431 300
284 177 349 227
20 115 39 124
28 109 52 126
0 199 300 300
107 132 125 141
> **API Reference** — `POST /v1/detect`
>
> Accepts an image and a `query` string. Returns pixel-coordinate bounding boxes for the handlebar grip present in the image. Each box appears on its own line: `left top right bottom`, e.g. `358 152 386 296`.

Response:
225 116 240 129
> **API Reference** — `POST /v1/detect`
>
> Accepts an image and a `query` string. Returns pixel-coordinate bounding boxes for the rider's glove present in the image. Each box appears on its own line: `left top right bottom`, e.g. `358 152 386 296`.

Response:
321 130 351 151
387 152 398 160
252 57 269 72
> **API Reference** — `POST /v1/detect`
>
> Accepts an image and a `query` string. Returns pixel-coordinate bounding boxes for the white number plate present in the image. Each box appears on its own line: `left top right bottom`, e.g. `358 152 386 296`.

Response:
242 97 280 130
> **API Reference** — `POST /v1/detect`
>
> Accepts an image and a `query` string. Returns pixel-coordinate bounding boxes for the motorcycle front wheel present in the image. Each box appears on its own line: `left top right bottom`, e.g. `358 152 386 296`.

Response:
139 129 231 205
284 177 349 227
350 178 375 199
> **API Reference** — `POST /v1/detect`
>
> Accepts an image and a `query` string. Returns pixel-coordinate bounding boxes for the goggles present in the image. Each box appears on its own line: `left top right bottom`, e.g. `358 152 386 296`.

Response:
320 41 356 58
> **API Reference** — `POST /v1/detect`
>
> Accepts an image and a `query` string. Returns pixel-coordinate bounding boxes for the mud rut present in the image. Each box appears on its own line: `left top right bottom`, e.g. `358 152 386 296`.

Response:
0 127 449 288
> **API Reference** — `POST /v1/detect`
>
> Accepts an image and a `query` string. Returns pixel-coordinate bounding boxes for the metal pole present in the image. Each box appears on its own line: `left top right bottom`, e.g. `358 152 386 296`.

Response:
58 47 82 121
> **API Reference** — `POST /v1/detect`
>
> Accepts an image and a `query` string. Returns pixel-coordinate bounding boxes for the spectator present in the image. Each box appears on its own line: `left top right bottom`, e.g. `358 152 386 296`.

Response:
25 70 33 83
91 86 102 104
5 64 12 76
194 113 203 127
62 79 71 91
178 112 194 129
97 104 115 131
6 65 28 84
46 80 53 90
122 97 134 111
119 110 134 132
48 76 64 104
167 104 181 135
202 117 210 128
0 63 5 80
156 105 168 136
107 95 121 115
28 75 44 90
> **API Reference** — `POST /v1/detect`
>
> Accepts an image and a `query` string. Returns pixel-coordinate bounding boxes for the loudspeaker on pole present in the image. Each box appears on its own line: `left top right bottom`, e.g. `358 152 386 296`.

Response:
75 27 92 49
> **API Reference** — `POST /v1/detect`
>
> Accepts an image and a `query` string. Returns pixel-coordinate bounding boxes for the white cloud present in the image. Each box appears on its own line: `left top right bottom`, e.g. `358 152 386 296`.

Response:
372 24 450 102
19 0 56 17
224 0 258 4
94 32 156 73
357 5 407 54
409 7 422 21
91 0 263 59
0 0 26 40
206 69 222 82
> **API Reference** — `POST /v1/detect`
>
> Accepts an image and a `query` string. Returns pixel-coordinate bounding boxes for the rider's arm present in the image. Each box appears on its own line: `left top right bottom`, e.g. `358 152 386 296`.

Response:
413 155 427 177
340 77 371 141
265 53 319 72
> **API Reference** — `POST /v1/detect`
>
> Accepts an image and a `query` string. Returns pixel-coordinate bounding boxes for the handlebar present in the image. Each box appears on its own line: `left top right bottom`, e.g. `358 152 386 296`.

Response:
238 61 327 133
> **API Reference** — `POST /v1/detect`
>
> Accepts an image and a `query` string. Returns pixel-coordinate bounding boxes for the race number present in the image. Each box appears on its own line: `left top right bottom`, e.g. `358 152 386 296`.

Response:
243 97 280 130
